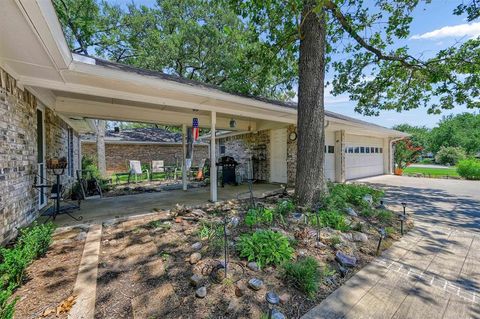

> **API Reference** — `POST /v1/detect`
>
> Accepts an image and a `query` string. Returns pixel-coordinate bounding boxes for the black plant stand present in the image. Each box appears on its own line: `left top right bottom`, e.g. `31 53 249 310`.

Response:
36 160 83 222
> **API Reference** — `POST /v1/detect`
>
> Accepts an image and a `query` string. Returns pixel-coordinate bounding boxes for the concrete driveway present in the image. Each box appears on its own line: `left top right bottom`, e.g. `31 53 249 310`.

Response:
302 175 480 319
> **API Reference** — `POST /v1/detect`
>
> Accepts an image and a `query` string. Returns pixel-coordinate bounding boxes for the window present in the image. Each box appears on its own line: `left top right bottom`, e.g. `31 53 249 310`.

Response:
328 145 335 153
360 147 365 153
371 147 375 153
366 147 370 154
380 148 383 153
348 147 354 153
67 128 74 177
220 145 226 154
354 147 360 153
375 147 379 153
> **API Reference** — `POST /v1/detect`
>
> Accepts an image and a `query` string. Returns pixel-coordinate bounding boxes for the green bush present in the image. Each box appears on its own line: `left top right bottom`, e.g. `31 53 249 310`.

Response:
276 199 295 216
0 222 55 318
457 159 480 180
244 207 274 227
376 210 394 224
310 210 350 231
435 146 466 165
325 183 384 210
282 257 321 298
237 230 294 268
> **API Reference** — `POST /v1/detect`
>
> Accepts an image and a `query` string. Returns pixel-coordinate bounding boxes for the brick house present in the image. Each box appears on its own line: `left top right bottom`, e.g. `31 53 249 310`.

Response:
0 0 407 243
81 128 209 174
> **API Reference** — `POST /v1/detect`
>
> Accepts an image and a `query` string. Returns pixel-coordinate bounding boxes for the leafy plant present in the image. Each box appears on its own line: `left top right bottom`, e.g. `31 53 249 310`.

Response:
330 235 341 246
199 222 222 241
244 207 274 227
0 222 55 318
435 146 466 166
324 183 384 210
385 227 396 237
237 230 294 268
376 210 394 224
276 199 295 216
457 158 480 180
394 138 423 170
282 257 321 298
312 210 350 232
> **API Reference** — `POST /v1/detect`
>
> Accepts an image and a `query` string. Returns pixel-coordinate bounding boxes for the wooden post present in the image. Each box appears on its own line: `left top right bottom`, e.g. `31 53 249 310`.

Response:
210 111 217 202
182 124 187 191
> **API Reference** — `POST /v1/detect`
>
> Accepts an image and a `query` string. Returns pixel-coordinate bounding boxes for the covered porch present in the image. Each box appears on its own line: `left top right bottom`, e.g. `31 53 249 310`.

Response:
52 183 283 227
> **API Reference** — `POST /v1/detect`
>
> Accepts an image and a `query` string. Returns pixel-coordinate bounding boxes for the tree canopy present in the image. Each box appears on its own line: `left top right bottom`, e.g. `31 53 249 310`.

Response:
53 0 297 100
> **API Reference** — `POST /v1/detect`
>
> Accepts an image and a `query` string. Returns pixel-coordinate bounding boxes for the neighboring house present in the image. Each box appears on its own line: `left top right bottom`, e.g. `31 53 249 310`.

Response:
81 128 209 173
0 0 407 243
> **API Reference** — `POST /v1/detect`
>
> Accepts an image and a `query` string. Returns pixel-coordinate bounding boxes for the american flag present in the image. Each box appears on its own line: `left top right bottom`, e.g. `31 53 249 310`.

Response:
192 118 199 141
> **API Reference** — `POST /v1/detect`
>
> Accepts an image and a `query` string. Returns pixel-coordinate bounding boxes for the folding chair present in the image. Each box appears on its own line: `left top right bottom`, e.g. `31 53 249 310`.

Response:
151 160 165 180
128 160 148 183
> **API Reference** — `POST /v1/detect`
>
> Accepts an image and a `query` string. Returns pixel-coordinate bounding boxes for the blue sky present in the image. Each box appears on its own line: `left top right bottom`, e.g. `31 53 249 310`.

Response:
107 0 479 128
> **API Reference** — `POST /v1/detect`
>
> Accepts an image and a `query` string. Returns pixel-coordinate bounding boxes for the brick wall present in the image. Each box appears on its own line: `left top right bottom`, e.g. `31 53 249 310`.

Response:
217 130 271 182
0 68 80 244
81 142 209 173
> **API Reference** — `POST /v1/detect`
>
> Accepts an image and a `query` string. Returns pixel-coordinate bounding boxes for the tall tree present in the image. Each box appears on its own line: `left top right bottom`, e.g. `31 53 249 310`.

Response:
430 113 480 154
393 124 431 152
233 0 479 206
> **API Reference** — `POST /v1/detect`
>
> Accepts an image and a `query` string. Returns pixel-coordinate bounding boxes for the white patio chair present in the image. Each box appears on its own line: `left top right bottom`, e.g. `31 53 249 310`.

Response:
128 160 148 183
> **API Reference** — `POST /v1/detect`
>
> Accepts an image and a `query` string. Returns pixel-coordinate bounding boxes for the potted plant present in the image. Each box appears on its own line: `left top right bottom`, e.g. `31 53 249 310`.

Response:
394 139 422 175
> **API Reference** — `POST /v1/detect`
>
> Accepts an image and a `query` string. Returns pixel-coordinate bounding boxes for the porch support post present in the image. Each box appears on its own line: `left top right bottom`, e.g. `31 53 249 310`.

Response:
334 130 346 183
210 111 217 202
182 124 187 191
385 138 393 174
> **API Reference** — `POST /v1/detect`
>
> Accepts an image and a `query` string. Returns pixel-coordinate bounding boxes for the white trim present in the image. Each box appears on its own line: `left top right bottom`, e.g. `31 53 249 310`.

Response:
36 105 47 209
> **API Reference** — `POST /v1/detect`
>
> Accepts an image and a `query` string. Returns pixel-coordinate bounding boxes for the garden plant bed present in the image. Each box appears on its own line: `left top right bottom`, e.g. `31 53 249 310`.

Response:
95 183 413 319
12 226 88 318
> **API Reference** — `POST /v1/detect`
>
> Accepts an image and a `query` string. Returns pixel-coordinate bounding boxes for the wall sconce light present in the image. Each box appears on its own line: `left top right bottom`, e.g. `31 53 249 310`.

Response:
229 118 236 128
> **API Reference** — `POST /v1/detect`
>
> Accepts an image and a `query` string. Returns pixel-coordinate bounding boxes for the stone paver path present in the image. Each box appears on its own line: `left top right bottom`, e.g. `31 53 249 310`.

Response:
302 176 480 319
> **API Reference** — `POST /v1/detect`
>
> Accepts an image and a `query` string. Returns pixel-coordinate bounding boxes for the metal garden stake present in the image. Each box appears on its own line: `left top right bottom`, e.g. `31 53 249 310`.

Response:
401 202 407 217
376 228 386 256
399 215 405 235
223 217 228 278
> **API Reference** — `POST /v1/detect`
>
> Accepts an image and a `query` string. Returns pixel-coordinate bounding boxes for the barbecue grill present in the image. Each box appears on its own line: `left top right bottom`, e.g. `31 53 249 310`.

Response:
217 156 238 187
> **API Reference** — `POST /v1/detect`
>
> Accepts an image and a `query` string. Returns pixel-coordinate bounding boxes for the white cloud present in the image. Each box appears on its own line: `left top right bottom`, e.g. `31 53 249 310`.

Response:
411 22 480 40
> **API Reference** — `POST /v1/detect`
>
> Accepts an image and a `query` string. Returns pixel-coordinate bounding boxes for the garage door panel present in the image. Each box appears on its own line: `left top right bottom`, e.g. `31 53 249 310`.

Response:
345 135 384 180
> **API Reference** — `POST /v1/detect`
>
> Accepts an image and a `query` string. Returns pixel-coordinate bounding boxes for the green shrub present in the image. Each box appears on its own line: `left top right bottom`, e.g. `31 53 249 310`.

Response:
282 257 321 298
311 210 350 231
237 230 294 268
435 146 466 165
276 199 295 216
330 235 341 246
385 226 396 237
244 207 274 227
457 159 480 180
376 210 394 224
0 222 55 318
325 183 384 210
199 221 222 240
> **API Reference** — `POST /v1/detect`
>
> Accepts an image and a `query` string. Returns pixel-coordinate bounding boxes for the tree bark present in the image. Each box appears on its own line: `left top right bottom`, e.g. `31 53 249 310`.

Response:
96 120 107 178
295 0 327 207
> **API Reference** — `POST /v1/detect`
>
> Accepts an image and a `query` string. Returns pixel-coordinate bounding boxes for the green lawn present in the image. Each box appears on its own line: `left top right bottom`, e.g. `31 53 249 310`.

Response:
403 166 459 177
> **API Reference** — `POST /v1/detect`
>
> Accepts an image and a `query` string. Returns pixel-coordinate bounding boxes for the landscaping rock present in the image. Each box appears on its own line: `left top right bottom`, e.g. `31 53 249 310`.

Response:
235 283 246 297
341 233 353 242
315 241 327 249
279 293 291 304
338 265 349 277
191 209 206 216
229 217 240 228
175 217 182 223
291 212 305 223
190 252 202 264
226 299 240 314
248 278 264 291
271 309 286 319
336 251 357 267
362 194 373 205
352 232 369 242
195 286 207 298
190 274 202 287
247 262 259 272
191 242 203 251
346 207 358 217
75 232 87 241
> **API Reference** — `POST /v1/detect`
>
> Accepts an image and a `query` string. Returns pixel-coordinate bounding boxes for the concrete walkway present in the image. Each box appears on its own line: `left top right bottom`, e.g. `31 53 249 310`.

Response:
52 183 282 227
303 175 480 319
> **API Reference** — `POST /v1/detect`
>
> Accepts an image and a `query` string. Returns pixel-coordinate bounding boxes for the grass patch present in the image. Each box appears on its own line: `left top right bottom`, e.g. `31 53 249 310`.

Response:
310 210 350 231
282 257 332 298
403 166 459 177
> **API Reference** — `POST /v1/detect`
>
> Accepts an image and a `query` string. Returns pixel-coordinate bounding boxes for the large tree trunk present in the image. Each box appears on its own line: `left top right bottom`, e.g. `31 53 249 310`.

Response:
96 120 107 178
295 0 327 207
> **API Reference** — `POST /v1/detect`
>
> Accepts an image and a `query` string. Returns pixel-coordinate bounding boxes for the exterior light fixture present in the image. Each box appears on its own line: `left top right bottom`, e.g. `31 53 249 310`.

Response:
229 118 236 128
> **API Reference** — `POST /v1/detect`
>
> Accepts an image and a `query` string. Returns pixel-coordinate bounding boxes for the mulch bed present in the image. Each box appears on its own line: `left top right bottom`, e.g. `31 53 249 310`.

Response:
13 226 88 319
94 196 412 319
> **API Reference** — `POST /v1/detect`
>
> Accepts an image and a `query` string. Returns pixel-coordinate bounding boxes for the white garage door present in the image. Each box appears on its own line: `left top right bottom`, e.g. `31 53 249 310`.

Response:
270 128 288 183
346 135 384 180
324 131 335 181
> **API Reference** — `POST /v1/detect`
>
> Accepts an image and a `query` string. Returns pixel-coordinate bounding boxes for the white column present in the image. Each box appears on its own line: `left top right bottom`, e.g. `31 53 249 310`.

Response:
384 138 391 174
210 111 217 202
334 130 346 183
182 124 187 190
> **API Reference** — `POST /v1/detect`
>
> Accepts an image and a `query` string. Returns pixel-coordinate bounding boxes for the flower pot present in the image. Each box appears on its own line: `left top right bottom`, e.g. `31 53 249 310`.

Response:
394 168 403 176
